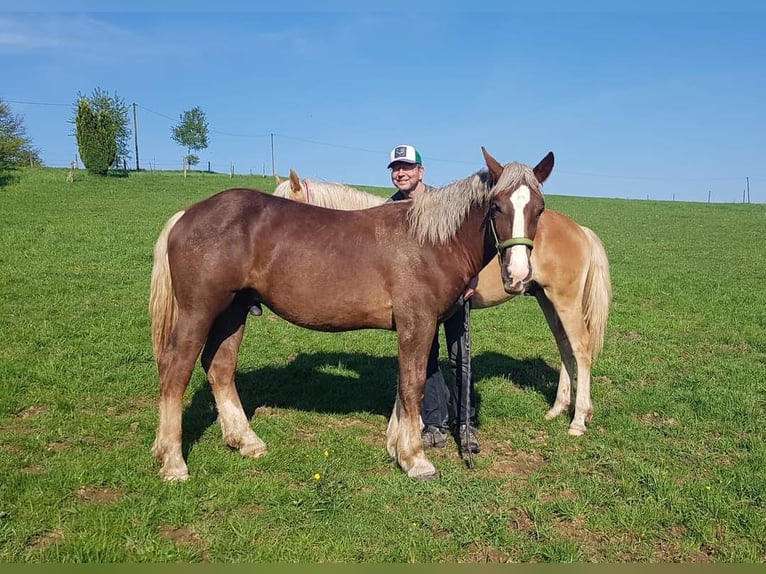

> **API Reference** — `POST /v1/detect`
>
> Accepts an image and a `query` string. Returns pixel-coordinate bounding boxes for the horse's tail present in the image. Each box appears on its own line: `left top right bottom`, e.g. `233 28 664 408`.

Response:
149 210 185 362
581 226 612 360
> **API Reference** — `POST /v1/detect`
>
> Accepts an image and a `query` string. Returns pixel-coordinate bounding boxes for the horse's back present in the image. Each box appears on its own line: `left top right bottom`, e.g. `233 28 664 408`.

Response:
168 188 416 330
530 209 592 291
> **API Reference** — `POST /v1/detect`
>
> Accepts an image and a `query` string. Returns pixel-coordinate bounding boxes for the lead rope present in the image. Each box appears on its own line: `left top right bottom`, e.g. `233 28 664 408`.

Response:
463 297 474 469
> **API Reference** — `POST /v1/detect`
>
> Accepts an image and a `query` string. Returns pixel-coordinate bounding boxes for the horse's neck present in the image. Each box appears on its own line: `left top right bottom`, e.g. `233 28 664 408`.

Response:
451 208 494 278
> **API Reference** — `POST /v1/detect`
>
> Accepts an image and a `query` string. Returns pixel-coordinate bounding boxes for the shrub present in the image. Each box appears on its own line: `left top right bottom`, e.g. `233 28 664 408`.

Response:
75 98 117 176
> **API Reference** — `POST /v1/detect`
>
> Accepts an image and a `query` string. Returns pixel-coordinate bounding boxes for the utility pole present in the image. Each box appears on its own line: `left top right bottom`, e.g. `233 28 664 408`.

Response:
746 176 750 203
132 102 140 171
270 133 276 177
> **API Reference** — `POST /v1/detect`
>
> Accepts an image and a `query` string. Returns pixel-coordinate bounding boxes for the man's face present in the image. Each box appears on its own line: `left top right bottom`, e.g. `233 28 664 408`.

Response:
389 162 423 193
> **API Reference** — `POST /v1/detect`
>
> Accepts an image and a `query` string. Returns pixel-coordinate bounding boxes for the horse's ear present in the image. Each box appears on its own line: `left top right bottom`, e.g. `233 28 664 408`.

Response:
274 174 282 185
481 146 504 183
533 152 554 184
289 168 301 193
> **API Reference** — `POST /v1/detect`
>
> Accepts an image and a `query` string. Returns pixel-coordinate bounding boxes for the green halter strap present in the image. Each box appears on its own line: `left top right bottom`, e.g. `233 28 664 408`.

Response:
489 217 534 267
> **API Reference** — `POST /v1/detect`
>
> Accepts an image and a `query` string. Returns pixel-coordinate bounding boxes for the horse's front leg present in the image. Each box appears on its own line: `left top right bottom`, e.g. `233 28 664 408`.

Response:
202 306 267 459
537 291 593 435
534 292 573 421
389 322 438 480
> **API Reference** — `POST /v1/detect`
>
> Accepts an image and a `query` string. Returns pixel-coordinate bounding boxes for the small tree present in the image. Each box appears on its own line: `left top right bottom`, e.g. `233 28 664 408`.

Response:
75 98 117 176
71 88 130 173
171 107 209 168
0 98 41 172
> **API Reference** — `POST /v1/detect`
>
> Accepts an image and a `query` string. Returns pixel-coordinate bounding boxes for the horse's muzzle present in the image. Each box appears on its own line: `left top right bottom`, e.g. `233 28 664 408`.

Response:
503 280 527 295
501 266 531 295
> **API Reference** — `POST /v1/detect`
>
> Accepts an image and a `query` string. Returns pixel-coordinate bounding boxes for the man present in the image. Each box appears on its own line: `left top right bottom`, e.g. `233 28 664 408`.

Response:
386 144 480 454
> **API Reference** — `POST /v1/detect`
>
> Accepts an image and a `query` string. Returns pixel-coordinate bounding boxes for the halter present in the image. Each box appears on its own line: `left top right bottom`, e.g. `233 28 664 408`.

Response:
489 214 534 267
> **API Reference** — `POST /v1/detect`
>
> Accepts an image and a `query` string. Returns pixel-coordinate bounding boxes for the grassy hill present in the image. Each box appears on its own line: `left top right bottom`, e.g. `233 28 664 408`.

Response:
0 167 764 562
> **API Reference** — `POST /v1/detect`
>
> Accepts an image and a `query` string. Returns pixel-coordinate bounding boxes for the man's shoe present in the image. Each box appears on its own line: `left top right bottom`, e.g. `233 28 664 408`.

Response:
456 424 481 454
421 425 448 449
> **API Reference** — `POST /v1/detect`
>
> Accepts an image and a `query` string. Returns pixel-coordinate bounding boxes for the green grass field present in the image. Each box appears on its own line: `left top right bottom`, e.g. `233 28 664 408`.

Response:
0 167 764 562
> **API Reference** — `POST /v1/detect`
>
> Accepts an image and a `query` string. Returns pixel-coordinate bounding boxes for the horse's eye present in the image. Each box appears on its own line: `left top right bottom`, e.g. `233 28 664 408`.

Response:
491 202 501 214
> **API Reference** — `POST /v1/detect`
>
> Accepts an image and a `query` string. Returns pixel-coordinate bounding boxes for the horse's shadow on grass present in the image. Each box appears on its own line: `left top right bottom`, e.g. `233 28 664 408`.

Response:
181 351 560 457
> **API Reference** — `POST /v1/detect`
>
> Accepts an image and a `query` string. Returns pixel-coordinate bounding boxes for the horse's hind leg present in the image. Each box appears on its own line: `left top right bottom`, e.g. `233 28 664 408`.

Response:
153 315 209 481
201 301 267 459
564 319 593 436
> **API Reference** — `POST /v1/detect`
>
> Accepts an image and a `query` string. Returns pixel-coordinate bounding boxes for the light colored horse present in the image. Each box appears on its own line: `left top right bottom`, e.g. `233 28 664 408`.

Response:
275 168 612 436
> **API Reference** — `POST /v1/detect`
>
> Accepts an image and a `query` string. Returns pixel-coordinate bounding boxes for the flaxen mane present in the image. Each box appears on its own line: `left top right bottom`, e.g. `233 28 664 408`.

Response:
407 162 542 246
274 179 384 210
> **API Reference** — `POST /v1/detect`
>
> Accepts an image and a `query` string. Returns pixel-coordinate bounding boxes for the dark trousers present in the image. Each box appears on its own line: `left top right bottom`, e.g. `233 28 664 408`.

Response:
421 298 476 429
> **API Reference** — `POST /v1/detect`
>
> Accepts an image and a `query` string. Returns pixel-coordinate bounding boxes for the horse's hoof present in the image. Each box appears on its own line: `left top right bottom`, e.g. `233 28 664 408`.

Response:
568 425 587 437
412 470 439 481
406 459 438 480
161 469 190 482
240 443 267 458
545 406 567 420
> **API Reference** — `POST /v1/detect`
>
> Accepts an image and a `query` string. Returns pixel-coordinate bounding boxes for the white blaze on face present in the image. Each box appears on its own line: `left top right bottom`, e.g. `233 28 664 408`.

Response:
506 185 531 286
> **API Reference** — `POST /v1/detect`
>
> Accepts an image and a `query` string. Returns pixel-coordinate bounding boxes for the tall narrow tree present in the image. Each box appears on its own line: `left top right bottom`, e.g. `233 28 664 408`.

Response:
171 107 209 168
75 98 117 176
71 88 130 174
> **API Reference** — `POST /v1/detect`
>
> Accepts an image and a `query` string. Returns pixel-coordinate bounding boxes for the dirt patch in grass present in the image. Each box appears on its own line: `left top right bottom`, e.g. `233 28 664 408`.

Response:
508 507 536 535
538 488 578 504
480 439 547 479
46 441 69 453
32 529 65 550
635 412 678 428
553 514 601 553
75 485 125 504
16 405 47 419
159 526 203 547
463 542 511 563
648 523 714 562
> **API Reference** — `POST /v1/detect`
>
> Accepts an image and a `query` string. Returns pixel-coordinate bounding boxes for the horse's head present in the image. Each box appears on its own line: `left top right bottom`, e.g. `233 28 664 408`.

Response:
482 147 554 295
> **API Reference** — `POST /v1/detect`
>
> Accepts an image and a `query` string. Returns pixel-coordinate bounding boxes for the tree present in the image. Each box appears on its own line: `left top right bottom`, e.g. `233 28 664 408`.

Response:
0 98 42 172
171 107 209 167
75 98 117 176
71 88 130 173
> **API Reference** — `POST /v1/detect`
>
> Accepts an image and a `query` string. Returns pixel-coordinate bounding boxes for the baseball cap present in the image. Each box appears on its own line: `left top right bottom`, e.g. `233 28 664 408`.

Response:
387 144 422 168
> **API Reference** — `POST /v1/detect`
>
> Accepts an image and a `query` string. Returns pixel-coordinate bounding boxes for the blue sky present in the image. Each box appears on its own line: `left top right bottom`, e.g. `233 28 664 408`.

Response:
2 1 764 203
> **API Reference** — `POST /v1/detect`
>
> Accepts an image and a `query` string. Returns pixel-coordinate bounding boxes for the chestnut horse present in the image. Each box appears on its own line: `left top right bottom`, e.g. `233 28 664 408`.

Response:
150 148 553 481
274 168 611 436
